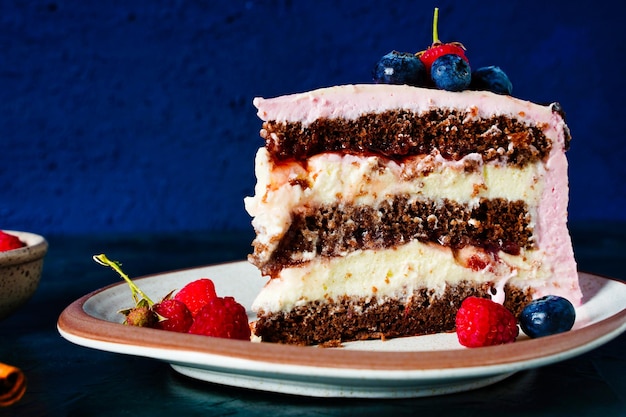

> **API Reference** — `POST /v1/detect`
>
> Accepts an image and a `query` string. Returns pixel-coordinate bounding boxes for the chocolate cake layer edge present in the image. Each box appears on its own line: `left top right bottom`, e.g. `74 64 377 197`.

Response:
253 282 534 345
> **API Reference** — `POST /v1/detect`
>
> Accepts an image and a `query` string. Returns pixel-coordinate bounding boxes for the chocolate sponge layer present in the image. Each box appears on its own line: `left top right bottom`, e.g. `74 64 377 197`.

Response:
261 109 552 167
253 282 533 345
251 196 532 278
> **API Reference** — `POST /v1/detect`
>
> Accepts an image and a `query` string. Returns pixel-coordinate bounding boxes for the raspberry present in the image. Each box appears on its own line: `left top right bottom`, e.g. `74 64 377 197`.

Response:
455 296 519 347
0 231 26 252
188 296 251 340
174 278 217 317
123 305 158 328
94 255 249 339
153 299 194 333
419 43 468 74
417 9 469 76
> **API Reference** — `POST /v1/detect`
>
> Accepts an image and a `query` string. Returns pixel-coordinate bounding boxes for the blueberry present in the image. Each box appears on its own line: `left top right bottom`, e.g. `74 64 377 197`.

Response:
372 51 427 87
519 295 576 338
470 66 513 95
430 54 471 92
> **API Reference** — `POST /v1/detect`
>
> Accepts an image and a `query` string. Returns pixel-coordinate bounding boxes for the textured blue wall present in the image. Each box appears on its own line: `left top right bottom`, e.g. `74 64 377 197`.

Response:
2 0 625 235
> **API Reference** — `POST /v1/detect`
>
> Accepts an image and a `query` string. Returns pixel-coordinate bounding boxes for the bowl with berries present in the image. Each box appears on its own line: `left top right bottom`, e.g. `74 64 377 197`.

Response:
0 230 48 320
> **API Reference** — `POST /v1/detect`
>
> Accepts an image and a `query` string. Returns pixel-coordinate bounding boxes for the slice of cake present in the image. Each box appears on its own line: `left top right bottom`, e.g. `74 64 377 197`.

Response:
244 83 581 345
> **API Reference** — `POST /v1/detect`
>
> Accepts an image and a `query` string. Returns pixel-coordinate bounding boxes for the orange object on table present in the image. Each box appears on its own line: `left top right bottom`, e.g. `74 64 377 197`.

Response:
0 362 26 406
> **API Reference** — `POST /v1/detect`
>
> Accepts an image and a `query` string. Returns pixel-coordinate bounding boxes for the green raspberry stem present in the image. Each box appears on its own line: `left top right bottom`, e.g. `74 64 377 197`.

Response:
93 254 154 305
432 7 440 44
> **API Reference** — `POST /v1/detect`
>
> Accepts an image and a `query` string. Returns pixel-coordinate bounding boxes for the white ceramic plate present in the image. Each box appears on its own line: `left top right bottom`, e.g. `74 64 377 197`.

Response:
58 262 626 398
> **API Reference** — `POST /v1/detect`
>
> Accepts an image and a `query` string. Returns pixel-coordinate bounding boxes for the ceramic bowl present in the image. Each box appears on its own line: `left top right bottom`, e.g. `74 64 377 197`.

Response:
0 230 48 320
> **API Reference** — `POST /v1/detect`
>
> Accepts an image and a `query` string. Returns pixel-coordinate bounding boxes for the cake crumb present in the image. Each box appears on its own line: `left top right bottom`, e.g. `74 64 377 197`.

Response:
319 340 344 348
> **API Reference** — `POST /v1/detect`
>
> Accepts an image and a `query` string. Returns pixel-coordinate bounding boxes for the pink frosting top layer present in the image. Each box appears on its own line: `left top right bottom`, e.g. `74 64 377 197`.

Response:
254 84 556 127
252 84 581 305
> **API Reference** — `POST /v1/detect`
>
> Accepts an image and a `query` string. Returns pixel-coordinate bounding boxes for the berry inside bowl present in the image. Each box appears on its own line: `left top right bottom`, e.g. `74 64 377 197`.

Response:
0 230 48 320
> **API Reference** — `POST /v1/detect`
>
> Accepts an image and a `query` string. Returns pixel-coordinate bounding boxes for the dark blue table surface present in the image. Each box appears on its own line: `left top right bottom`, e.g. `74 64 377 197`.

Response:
1 223 625 416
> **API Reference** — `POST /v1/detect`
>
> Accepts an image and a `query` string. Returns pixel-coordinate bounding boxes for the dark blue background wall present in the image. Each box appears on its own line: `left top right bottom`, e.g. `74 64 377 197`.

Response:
2 0 625 235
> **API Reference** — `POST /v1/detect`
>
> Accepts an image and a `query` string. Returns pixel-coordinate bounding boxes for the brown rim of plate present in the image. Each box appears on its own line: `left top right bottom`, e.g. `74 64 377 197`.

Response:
57 271 626 372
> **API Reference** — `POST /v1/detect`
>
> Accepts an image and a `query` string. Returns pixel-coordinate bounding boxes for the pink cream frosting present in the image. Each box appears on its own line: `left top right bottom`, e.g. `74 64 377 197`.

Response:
532 110 580 305
254 84 557 126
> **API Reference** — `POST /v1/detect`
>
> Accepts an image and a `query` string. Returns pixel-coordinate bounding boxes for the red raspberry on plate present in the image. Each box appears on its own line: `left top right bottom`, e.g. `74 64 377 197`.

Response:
174 278 217 317
188 296 251 340
455 296 519 347
0 231 26 252
153 299 194 333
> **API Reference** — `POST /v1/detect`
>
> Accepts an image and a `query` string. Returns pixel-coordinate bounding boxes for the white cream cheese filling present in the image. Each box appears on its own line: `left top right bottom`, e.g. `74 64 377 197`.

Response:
251 239 580 313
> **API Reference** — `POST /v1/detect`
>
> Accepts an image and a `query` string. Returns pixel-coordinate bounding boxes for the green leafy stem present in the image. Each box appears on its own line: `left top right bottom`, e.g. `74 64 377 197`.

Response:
93 254 154 306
